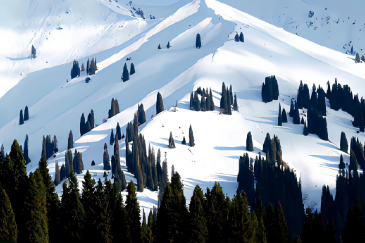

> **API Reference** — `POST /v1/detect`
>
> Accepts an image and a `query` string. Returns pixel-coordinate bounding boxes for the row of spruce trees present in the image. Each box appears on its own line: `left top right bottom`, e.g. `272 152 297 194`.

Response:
70 58 97 79
241 131 365 242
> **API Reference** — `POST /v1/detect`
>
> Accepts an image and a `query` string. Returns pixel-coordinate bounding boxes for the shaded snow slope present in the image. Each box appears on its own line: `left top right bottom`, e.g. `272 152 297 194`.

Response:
1 0 364 213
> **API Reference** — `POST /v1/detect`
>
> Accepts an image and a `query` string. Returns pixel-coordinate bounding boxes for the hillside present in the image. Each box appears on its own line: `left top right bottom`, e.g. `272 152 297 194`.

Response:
1 0 365 221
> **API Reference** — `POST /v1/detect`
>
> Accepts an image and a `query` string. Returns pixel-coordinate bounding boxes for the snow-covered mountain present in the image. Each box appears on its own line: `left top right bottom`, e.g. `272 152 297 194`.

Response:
1 0 365 215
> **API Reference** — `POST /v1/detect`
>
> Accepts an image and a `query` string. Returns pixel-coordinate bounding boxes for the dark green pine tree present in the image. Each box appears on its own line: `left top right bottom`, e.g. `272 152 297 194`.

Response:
282 108 288 123
278 103 282 126
228 190 253 242
264 203 276 243
204 182 230 243
19 109 24 125
339 154 346 171
234 33 239 42
324 217 336 243
156 92 164 115
239 32 244 42
126 181 141 243
80 113 86 136
182 136 186 145
23 170 49 243
246 131 254 151
68 130 74 150
130 63 136 75
110 129 115 145
158 44 161 49
168 132 176 148
24 106 29 121
38 157 60 243
340 131 348 153
60 172 85 242
81 171 97 243
141 209 153 243
24 134 31 164
254 212 267 243
122 63 129 82
116 123 122 141
196 33 202 48
289 99 295 117
343 200 365 243
188 185 208 242
233 94 238 111
0 188 18 243
166 41 171 49
189 125 195 147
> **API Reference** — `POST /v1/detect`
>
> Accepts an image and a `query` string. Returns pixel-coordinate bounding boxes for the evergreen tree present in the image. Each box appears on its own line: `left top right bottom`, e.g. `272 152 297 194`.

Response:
24 106 29 121
293 101 300 124
19 109 24 125
239 32 244 42
23 171 49 243
138 103 147 125
262 76 279 103
53 135 58 154
196 33 202 48
167 42 171 49
68 130 73 149
156 92 164 115
278 103 282 126
168 132 176 148
24 134 31 164
158 44 161 49
233 94 238 111
275 202 290 243
246 131 254 151
31 45 36 58
340 132 348 153
70 60 81 79
60 173 85 242
0 188 18 243
189 125 195 147
122 63 129 82
54 161 60 186
324 217 337 243
182 136 186 145
355 52 361 63
1 144 4 162
103 144 111 170
110 129 114 145
339 154 346 170
289 99 295 117
188 185 208 242
116 123 122 140
38 157 60 243
126 181 141 243
234 33 239 42
130 63 136 75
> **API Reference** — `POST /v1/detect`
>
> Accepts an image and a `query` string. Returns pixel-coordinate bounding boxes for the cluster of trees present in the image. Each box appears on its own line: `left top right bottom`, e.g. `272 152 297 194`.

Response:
70 60 81 79
234 32 244 42
277 103 288 126
109 98 120 118
41 135 59 160
86 57 97 75
111 133 127 191
169 125 195 148
189 86 215 111
122 62 135 82
261 76 279 103
125 113 159 192
294 81 328 140
319 144 365 241
238 133 305 240
54 149 84 185
0 140 141 243
220 82 237 114
80 109 95 136
19 106 30 125
327 79 365 132
156 92 164 115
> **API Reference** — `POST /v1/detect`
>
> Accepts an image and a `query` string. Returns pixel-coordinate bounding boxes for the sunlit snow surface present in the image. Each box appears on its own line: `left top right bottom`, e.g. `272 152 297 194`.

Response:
1 0 365 215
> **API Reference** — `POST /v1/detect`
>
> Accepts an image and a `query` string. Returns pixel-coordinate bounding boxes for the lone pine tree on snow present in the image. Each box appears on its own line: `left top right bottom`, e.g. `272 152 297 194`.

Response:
168 132 176 148
189 125 195 147
130 63 135 75
122 63 129 82
156 92 164 115
19 110 24 125
196 33 201 48
24 106 29 121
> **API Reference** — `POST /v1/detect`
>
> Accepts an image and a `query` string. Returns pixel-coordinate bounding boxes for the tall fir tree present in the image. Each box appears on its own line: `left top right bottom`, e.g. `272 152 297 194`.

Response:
130 63 136 75
282 108 288 123
278 103 282 126
122 63 129 82
110 129 115 145
340 131 348 153
60 173 85 242
156 92 164 115
189 125 195 147
188 185 208 242
68 130 73 150
196 33 202 48
126 181 141 243
0 188 18 243
24 106 29 121
246 131 254 151
19 109 24 125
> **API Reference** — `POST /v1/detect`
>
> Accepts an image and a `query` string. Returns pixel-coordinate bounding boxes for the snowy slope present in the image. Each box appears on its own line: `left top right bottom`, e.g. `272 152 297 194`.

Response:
1 0 365 214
